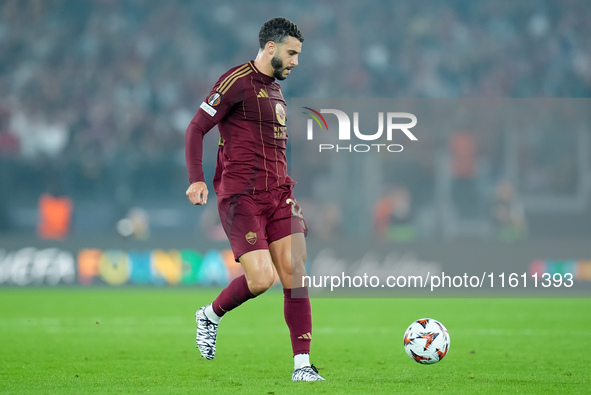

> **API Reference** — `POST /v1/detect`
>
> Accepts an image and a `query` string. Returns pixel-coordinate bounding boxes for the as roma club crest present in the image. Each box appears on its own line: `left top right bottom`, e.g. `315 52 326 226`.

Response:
245 231 257 245
275 103 286 126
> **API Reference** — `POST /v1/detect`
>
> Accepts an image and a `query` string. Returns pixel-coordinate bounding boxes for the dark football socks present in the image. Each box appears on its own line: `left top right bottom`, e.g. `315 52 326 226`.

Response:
283 287 312 357
210 274 255 318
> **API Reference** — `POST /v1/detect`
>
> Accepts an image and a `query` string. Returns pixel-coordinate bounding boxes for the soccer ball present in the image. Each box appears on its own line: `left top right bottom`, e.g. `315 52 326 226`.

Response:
403 318 450 364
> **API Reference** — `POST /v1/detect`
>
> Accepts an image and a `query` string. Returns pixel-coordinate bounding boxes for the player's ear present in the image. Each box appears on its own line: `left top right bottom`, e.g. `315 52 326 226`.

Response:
266 41 276 56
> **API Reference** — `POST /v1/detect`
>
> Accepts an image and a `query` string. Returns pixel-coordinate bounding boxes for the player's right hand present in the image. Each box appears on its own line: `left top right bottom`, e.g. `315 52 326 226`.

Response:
186 182 208 205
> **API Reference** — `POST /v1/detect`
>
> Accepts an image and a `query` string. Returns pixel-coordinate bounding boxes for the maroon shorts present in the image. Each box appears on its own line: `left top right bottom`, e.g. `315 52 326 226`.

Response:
217 185 308 261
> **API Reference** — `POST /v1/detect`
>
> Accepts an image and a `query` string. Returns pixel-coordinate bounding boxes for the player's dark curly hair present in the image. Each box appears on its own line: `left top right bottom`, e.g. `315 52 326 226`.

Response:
258 17 304 49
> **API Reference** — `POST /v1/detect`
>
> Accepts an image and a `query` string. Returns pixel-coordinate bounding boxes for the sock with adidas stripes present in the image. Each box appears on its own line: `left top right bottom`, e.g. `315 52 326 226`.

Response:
284 287 312 357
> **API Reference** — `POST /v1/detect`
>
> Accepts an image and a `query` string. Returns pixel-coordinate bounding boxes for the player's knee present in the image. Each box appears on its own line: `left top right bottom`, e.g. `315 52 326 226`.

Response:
246 271 275 295
283 251 307 277
276 255 307 289
277 246 306 265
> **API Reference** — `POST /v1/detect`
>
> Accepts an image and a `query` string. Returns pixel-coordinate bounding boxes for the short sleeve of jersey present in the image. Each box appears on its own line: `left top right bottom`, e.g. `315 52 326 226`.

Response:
191 64 250 133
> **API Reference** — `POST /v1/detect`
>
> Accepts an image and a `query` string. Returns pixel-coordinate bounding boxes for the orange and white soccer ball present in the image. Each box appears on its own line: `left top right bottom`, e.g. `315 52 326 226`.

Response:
403 318 450 364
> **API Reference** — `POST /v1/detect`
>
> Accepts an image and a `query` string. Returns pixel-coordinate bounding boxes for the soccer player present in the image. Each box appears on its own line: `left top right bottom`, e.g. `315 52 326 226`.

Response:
184 17 324 382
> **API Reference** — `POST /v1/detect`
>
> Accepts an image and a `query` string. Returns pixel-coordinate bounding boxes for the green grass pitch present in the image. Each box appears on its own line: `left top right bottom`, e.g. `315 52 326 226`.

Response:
1 288 590 394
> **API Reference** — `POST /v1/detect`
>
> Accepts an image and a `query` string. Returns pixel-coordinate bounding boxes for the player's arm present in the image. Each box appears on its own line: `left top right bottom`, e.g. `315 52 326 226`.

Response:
185 69 245 205
185 117 210 205
186 99 221 205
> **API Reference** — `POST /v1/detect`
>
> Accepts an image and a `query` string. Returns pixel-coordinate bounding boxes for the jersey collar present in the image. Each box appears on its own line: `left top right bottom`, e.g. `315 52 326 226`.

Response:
250 61 276 84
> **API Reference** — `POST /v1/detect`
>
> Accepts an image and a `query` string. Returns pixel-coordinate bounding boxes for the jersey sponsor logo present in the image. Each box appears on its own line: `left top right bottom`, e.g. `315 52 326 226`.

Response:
245 231 257 245
257 88 269 98
207 92 222 107
275 103 286 126
200 101 217 117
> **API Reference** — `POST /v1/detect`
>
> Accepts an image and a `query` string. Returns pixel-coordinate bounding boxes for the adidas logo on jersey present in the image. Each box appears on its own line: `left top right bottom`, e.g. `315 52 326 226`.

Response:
257 88 269 98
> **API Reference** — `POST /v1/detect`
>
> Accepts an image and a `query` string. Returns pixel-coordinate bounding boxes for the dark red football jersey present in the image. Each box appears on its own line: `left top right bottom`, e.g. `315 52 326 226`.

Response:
185 61 293 197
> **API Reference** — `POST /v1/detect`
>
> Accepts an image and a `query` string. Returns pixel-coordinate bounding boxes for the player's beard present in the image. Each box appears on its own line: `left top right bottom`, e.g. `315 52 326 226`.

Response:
271 54 288 80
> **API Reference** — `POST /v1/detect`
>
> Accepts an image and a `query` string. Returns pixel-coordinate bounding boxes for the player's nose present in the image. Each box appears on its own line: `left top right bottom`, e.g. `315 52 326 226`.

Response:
291 55 298 66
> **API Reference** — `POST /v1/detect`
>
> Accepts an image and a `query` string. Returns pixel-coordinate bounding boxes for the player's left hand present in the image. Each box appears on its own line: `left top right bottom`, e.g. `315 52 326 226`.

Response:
186 181 208 205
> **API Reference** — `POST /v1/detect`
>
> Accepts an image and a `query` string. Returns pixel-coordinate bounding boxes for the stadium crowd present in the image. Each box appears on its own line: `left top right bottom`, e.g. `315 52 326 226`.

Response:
0 0 589 237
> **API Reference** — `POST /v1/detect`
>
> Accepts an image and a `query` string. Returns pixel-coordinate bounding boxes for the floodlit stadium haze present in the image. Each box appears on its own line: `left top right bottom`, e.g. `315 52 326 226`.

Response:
1 0 591 393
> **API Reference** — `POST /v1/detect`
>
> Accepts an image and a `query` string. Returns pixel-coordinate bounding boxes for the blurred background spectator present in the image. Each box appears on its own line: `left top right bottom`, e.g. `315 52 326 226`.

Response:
0 0 589 241
374 186 414 242
490 179 527 241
